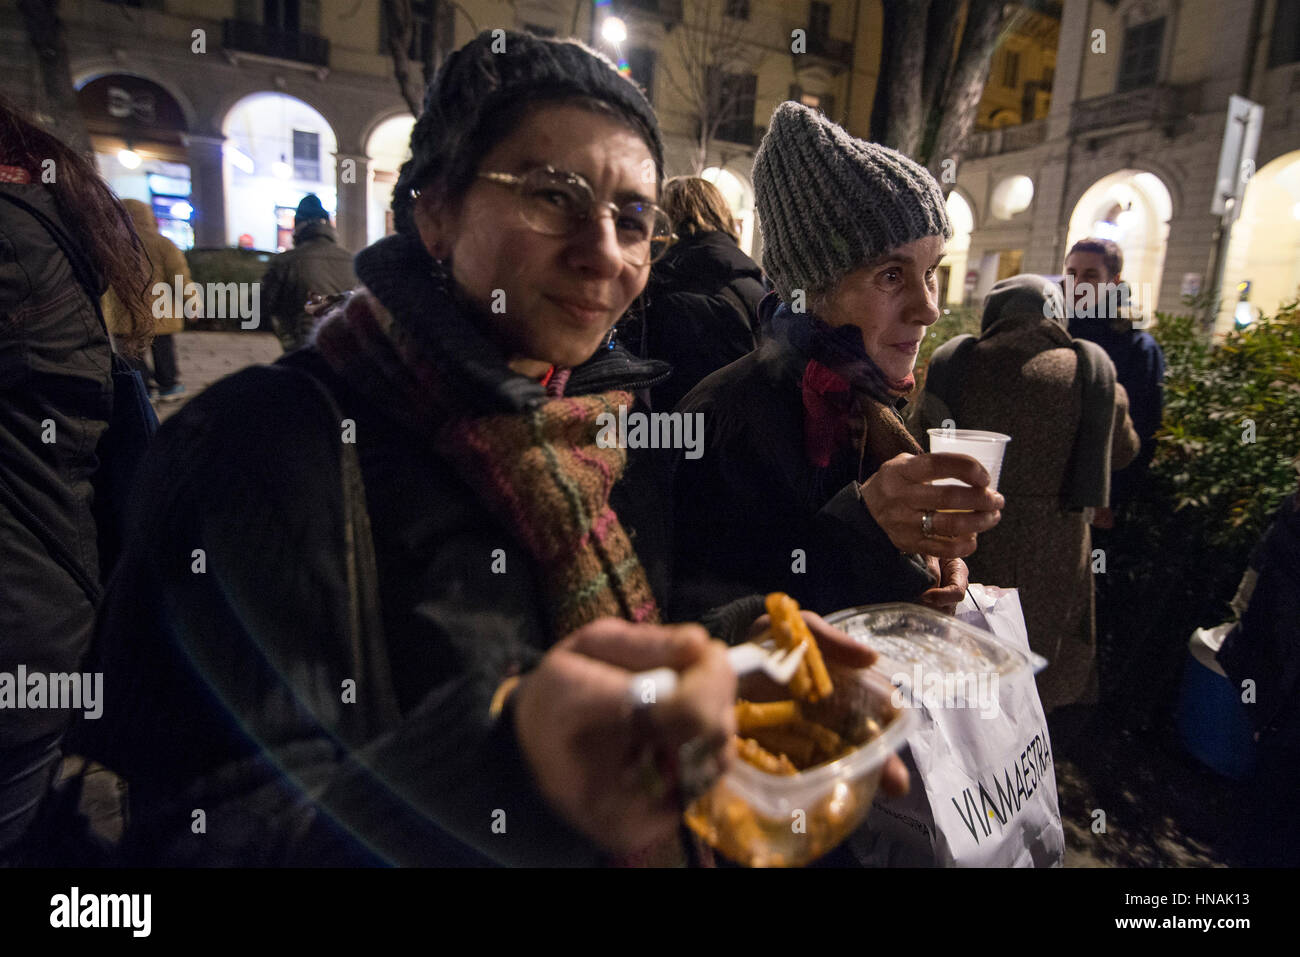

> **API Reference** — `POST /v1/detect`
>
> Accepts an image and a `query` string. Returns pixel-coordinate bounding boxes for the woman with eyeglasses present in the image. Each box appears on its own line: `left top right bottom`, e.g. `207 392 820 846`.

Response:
85 32 905 867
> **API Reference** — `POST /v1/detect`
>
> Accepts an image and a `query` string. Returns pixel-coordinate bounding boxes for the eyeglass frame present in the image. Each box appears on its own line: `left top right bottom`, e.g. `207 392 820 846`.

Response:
476 166 676 265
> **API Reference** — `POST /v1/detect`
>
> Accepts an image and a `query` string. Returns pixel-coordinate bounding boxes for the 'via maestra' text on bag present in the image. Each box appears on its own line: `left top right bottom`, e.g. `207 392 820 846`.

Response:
833 588 1066 867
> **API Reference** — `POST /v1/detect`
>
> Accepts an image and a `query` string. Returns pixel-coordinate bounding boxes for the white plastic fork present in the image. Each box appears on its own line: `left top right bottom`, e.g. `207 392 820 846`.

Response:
626 641 808 706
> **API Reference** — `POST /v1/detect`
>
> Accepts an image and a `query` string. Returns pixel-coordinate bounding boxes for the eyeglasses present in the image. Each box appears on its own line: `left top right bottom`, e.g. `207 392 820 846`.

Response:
477 167 675 266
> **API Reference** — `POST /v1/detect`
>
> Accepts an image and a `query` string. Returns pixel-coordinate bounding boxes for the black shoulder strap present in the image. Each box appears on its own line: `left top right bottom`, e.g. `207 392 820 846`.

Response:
275 356 403 740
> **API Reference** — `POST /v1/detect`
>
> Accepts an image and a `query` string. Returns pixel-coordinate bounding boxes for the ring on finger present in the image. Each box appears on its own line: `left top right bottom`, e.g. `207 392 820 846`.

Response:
921 510 937 538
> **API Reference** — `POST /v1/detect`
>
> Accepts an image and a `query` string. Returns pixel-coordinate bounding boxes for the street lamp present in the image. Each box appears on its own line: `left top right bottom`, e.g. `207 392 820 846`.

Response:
601 15 627 45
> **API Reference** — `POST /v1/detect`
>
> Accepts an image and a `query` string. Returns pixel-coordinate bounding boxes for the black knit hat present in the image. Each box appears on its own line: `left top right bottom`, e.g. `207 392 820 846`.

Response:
392 30 663 236
294 193 328 225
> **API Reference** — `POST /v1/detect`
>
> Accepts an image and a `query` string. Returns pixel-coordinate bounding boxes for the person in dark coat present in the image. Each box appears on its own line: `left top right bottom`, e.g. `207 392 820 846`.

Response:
631 176 764 411
83 34 905 868
0 99 152 863
907 275 1140 711
670 102 1004 624
261 193 358 351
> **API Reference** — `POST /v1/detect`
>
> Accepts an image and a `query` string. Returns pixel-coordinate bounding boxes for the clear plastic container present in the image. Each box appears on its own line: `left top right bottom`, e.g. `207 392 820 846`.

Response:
684 654 918 868
824 602 1047 679
685 603 1044 867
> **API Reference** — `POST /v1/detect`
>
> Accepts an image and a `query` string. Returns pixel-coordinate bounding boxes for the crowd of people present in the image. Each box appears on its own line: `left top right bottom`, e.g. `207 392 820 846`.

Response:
1 28 1292 867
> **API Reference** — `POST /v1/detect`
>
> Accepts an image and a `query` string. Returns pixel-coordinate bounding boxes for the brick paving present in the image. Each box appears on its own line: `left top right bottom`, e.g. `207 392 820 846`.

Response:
153 330 284 422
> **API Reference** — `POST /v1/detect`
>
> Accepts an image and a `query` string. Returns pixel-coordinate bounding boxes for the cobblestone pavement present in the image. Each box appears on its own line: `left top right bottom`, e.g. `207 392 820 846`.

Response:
153 330 284 422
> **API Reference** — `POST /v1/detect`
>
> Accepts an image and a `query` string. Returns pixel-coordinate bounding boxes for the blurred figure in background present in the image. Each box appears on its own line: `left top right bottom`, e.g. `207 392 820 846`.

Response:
629 176 763 411
908 275 1139 712
0 98 152 863
104 198 189 402
261 193 357 351
1064 237 1166 705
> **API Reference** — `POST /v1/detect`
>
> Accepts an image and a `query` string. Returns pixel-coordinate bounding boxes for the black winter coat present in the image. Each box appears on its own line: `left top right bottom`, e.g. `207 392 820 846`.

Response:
633 230 764 412
0 184 113 855
669 336 936 623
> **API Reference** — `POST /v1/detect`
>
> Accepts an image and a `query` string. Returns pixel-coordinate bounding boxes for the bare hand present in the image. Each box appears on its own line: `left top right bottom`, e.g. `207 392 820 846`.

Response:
860 452 1003 559
747 610 909 798
512 619 736 857
918 556 968 615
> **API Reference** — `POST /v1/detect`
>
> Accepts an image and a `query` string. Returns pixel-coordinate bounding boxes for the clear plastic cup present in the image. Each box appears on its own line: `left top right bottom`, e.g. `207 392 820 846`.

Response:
927 428 1010 492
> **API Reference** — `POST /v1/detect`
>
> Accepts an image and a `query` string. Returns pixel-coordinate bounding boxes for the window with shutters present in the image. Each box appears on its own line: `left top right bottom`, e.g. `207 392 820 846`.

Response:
709 69 757 145
1117 18 1165 91
293 129 320 181
263 0 300 33
1269 0 1300 67
627 48 656 103
1001 50 1020 89
808 1 830 41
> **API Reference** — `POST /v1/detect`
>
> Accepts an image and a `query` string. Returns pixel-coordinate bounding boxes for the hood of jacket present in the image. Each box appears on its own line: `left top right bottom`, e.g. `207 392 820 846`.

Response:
293 219 338 246
123 198 159 237
649 230 762 294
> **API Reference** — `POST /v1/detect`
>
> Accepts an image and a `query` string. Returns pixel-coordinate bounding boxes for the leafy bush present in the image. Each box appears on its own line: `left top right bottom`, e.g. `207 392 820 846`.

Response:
1112 301 1300 724
183 247 275 332
915 306 981 391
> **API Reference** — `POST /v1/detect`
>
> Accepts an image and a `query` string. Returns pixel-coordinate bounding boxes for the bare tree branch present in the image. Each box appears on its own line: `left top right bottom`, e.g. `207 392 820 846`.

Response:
926 0 1010 185
882 0 928 157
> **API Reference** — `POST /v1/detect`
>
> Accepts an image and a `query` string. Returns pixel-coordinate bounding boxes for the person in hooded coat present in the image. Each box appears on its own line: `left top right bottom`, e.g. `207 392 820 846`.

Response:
103 198 188 400
907 274 1140 711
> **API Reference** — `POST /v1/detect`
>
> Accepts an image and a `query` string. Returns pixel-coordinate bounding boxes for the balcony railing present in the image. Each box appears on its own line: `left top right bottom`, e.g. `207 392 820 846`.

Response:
964 118 1048 158
616 0 684 25
222 19 330 68
1069 84 1198 136
804 33 853 69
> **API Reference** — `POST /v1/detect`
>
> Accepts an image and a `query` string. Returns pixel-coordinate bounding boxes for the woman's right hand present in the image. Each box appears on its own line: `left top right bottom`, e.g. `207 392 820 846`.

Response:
512 619 736 857
859 452 1004 558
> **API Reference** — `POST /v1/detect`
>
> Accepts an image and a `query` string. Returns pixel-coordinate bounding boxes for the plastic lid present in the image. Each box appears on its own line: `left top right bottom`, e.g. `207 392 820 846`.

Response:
824 603 1044 680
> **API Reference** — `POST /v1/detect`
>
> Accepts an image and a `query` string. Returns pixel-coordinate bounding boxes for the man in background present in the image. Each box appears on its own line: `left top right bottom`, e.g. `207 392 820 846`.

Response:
261 194 357 351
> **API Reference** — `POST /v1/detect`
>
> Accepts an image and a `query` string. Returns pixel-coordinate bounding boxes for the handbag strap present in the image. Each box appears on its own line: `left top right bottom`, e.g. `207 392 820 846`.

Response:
278 360 403 741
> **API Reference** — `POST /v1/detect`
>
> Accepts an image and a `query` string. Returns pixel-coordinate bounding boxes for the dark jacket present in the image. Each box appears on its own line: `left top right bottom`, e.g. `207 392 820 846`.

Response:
1067 316 1165 507
80 233 759 867
632 230 764 412
669 335 935 623
261 220 357 349
1217 492 1300 750
0 183 113 855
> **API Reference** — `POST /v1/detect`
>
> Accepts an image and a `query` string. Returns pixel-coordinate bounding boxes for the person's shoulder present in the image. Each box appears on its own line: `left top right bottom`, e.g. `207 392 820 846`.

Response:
677 341 788 409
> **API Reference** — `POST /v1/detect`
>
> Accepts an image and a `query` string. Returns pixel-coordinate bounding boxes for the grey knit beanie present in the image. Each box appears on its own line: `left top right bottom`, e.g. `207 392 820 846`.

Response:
753 102 953 304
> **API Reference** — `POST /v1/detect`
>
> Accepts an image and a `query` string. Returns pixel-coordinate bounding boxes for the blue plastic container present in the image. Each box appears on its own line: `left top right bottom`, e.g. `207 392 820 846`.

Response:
1175 630 1258 780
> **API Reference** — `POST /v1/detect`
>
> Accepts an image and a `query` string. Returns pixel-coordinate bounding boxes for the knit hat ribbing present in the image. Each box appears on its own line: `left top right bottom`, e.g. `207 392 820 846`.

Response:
393 30 663 237
753 102 953 304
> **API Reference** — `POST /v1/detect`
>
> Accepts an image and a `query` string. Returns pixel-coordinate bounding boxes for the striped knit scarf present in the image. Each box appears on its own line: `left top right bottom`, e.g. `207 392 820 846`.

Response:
314 286 660 639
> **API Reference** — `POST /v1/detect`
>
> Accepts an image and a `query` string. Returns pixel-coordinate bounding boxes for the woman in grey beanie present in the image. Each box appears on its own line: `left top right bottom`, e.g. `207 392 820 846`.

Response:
670 102 1004 621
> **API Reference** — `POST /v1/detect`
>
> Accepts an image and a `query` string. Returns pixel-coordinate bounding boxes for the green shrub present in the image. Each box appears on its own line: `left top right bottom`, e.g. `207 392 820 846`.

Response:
183 247 275 332
916 306 981 391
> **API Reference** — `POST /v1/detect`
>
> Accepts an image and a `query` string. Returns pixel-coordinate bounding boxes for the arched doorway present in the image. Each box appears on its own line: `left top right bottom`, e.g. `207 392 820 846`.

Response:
1066 170 1172 318
940 190 974 305
1221 151 1300 331
221 93 338 251
365 114 415 247
77 74 193 248
701 166 755 257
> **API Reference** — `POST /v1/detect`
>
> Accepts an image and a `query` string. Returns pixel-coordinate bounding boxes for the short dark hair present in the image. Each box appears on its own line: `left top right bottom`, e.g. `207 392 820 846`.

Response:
1067 237 1123 278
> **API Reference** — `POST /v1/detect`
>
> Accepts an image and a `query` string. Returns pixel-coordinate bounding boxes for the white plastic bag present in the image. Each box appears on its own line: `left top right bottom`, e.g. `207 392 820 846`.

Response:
850 585 1065 867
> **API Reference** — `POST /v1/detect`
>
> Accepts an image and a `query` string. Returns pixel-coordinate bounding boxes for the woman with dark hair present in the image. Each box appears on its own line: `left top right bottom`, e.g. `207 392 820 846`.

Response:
0 98 151 862
629 176 765 411
88 33 905 867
